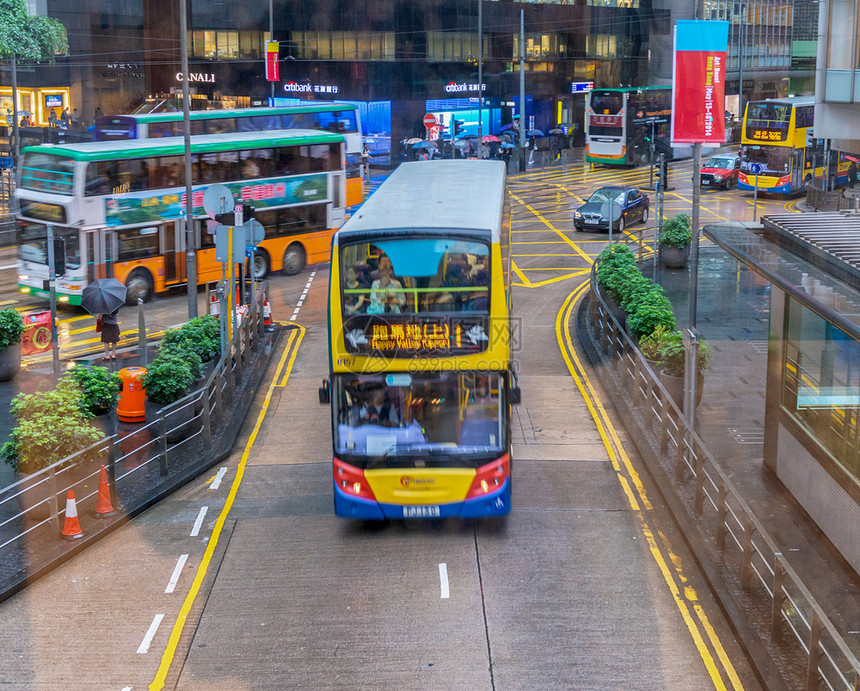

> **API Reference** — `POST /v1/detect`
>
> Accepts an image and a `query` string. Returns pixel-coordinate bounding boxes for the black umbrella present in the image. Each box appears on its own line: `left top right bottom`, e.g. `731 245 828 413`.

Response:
81 278 127 316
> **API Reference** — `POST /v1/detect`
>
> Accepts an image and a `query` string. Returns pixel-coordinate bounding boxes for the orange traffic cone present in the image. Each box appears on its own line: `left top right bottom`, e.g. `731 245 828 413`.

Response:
61 490 83 540
263 299 274 332
95 465 116 518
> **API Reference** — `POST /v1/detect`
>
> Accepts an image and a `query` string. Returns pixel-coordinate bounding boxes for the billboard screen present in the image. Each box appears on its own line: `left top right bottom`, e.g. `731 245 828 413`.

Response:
671 21 729 145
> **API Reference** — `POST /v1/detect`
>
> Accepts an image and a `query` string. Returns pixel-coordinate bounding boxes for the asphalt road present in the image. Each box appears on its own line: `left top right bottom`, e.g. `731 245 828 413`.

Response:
0 156 793 689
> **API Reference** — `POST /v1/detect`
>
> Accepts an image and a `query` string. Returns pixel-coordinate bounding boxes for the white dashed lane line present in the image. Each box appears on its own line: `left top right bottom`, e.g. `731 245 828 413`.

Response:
137 614 165 654
290 269 317 321
190 506 208 537
164 554 189 594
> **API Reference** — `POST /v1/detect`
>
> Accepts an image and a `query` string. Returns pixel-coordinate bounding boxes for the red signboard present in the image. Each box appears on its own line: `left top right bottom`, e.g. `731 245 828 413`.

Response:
21 311 52 356
423 113 437 129
671 21 729 145
266 41 279 82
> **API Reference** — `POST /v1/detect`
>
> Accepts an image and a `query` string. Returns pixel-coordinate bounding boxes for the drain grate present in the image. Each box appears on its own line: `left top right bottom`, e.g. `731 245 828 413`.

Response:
748 341 769 355
729 428 765 444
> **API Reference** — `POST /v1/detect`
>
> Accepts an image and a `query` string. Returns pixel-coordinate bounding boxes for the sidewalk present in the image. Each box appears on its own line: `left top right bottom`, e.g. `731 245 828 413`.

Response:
652 248 860 641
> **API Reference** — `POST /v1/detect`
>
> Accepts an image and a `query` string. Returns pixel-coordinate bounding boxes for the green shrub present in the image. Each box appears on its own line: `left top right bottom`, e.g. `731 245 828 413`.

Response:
0 379 105 473
141 354 194 406
162 315 220 363
627 291 676 339
67 365 121 415
596 243 638 298
618 273 661 314
659 213 693 248
158 344 203 379
0 308 24 350
638 324 671 363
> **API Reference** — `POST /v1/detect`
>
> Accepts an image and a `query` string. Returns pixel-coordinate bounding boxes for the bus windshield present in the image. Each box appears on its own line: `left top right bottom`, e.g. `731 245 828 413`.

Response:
20 153 75 195
591 92 624 114
334 372 505 466
742 146 791 175
18 221 82 270
340 238 490 315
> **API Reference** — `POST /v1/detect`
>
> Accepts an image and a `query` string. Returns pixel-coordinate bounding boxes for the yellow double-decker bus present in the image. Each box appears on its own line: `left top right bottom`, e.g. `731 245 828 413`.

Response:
739 96 850 194
320 159 519 520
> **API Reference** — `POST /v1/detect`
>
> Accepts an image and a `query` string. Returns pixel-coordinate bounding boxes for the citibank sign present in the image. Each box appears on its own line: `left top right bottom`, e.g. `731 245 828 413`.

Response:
175 72 216 83
283 81 340 94
444 82 486 93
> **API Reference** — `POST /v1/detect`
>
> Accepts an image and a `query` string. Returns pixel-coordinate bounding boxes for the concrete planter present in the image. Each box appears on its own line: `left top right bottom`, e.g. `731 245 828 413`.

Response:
659 369 705 409
659 244 690 269
0 344 22 381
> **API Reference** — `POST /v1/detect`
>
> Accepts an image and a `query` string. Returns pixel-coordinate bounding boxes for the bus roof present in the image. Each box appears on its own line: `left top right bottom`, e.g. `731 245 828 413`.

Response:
337 160 507 242
21 129 344 162
113 103 358 124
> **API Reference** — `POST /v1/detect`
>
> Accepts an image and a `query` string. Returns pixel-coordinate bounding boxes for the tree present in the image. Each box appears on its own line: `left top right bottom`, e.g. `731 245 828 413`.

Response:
0 0 68 160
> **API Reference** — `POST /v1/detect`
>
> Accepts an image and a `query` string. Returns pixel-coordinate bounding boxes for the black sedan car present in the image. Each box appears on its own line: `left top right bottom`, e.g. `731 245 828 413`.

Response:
573 186 649 232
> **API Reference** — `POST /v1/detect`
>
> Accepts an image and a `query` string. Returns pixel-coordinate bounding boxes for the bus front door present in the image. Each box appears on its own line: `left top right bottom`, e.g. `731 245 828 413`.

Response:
161 221 187 285
791 149 806 192
88 229 116 281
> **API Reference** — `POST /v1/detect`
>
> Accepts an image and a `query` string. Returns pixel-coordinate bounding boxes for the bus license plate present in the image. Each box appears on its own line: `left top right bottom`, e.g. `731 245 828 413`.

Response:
584 219 599 225
403 505 441 518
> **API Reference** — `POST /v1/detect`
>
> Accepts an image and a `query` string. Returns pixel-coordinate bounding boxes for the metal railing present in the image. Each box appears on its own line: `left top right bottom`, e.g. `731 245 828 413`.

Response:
806 181 860 213
582 257 860 690
0 284 275 599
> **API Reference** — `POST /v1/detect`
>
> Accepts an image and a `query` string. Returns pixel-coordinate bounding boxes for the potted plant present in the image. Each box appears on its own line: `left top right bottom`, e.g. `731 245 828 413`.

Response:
141 352 196 442
638 324 671 371
658 329 712 408
161 316 220 365
67 364 122 416
0 308 24 381
595 243 638 325
659 213 693 269
1 379 106 518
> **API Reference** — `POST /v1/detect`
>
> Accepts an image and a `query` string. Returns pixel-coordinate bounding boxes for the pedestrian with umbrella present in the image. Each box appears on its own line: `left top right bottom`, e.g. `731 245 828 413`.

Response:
81 278 127 360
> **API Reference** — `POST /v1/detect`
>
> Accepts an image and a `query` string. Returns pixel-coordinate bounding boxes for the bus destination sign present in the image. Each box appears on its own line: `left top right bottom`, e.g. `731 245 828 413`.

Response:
748 127 787 142
341 315 491 357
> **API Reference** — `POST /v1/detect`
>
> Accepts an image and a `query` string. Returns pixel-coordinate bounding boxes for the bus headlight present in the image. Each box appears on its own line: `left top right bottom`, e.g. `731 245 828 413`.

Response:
18 274 28 281
59 296 69 303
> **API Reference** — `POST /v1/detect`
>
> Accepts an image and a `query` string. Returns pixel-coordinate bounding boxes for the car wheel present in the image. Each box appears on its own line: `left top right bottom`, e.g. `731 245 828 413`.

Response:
725 178 733 190
641 206 649 224
282 243 306 276
616 216 625 234
252 251 270 279
125 269 154 305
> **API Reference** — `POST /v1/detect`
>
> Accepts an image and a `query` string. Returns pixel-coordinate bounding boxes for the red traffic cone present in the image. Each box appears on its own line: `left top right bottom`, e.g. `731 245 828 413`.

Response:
95 465 116 518
263 299 274 332
61 490 83 540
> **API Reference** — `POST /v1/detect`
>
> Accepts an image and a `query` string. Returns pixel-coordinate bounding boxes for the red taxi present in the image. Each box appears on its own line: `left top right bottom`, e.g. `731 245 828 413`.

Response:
700 154 741 190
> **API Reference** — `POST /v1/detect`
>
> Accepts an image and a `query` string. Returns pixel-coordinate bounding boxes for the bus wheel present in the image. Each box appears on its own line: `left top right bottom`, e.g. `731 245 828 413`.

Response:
125 270 153 305
252 251 270 279
282 243 306 276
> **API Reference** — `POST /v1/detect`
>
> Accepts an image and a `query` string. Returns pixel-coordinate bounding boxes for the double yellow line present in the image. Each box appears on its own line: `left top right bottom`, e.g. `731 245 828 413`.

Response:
556 282 744 691
150 323 306 690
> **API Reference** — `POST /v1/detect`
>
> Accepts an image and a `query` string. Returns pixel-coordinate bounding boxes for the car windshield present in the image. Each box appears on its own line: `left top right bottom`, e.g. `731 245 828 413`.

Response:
706 157 734 169
587 188 625 204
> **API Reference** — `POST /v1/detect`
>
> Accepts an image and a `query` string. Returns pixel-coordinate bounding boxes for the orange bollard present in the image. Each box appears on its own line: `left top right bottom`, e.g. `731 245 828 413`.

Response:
61 490 83 540
95 465 116 518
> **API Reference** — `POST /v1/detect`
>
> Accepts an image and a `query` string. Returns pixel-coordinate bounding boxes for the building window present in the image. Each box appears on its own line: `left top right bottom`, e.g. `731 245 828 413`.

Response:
191 30 269 60
783 299 860 479
586 34 618 60
512 34 565 61
428 32 491 62
291 32 395 61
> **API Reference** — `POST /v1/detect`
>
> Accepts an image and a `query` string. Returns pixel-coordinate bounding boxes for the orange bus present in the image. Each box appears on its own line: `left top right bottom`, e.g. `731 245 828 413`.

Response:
16 129 346 304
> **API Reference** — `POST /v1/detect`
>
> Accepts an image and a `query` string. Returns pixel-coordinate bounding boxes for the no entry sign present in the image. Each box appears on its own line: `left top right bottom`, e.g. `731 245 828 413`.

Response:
423 113 437 129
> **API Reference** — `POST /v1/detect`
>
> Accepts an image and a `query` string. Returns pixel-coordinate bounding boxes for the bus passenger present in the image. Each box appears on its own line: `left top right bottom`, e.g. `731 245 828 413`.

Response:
368 256 405 314
343 265 368 314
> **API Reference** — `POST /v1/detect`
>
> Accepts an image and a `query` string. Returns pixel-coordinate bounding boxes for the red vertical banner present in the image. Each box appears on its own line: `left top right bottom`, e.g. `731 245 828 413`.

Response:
671 21 729 145
266 41 279 82
20 311 52 356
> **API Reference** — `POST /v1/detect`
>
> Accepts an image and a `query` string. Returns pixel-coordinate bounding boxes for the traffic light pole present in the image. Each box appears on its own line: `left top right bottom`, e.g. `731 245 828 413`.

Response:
46 224 60 380
180 0 198 319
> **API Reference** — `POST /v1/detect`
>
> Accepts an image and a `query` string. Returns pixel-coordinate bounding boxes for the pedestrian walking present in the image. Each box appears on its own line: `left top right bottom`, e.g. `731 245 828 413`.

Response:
849 160 857 189
99 309 120 360
71 108 81 129
361 145 370 181
60 108 70 128
48 109 58 127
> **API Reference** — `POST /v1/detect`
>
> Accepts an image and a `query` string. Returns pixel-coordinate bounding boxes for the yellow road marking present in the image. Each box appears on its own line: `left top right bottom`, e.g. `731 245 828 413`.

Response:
510 193 593 264
510 261 533 287
150 324 306 690
555 283 744 691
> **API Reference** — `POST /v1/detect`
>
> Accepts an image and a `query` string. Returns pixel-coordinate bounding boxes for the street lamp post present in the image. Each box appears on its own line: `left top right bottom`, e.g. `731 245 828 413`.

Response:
180 0 197 318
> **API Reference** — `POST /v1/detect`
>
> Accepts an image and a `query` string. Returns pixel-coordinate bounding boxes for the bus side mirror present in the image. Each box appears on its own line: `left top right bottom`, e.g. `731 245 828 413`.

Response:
318 380 330 405
510 387 521 405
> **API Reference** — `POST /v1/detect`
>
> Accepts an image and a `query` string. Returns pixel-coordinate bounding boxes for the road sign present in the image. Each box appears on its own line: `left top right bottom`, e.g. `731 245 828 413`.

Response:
246 218 265 244
423 113 437 129
245 245 258 258
234 203 244 227
215 225 248 264
203 184 234 219
749 163 763 175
